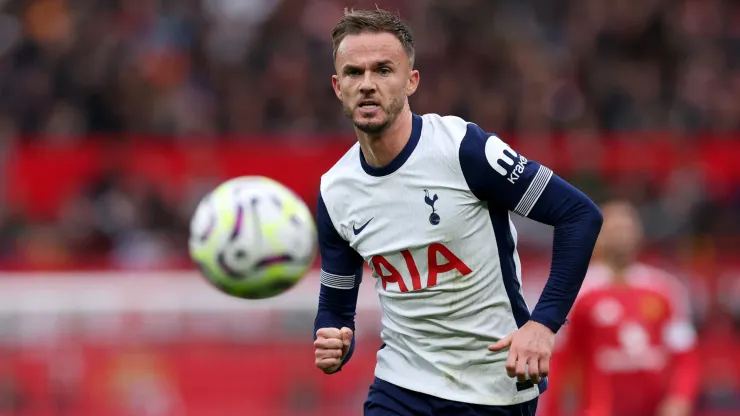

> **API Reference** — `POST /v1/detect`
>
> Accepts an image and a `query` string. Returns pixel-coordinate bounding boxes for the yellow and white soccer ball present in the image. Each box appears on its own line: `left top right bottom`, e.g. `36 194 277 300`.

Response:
188 176 317 299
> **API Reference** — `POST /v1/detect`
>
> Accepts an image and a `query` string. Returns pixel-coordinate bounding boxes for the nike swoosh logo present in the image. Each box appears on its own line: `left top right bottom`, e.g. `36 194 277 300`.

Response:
352 218 374 235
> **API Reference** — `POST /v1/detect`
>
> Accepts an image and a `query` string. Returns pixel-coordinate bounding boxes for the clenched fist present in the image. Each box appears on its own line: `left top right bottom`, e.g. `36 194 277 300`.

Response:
314 327 353 374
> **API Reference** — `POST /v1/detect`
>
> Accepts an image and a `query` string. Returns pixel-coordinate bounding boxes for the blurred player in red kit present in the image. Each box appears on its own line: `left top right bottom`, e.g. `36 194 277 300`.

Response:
543 200 699 416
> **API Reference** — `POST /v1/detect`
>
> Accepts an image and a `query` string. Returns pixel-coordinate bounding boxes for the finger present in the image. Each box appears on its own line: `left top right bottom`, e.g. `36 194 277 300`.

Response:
315 348 343 360
515 354 528 383
539 355 550 379
527 357 541 384
488 334 513 352
505 349 517 378
340 327 354 347
316 327 341 340
314 338 344 350
315 357 341 370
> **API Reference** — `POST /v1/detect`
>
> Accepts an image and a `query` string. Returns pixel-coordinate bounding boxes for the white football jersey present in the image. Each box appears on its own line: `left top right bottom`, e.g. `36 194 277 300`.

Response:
317 113 555 405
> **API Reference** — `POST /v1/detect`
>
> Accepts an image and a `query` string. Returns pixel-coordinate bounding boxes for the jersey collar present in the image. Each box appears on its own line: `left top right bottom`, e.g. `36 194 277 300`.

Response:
359 113 423 177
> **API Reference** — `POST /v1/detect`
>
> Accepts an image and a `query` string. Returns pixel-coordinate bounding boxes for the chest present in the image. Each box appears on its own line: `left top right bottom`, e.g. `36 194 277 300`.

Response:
338 174 483 260
584 290 672 347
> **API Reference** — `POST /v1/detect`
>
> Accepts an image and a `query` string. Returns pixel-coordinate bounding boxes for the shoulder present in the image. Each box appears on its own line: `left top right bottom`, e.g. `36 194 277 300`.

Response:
580 262 613 295
419 113 498 149
320 142 361 195
629 263 691 305
422 113 521 174
419 113 512 172
420 113 469 140
568 263 613 313
318 142 362 225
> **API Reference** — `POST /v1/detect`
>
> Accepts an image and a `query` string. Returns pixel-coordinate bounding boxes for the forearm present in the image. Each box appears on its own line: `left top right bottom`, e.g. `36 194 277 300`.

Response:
313 270 362 372
527 175 603 333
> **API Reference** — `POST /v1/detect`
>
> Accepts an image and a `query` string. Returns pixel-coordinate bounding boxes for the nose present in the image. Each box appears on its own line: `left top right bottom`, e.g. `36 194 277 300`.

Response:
359 73 376 94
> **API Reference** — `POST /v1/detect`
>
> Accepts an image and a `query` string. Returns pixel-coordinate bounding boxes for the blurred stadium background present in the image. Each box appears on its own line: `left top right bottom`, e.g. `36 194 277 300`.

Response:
0 0 738 415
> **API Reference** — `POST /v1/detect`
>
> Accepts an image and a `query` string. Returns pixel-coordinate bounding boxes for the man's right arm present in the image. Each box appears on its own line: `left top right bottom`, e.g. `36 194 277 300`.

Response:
313 191 365 374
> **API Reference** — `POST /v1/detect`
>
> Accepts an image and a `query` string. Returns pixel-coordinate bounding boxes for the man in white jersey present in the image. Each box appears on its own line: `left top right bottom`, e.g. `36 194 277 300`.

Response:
312 8 603 416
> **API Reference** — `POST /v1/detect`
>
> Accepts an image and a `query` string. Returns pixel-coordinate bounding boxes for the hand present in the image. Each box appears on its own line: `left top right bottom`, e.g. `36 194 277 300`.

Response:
656 396 692 416
488 320 555 384
314 327 353 374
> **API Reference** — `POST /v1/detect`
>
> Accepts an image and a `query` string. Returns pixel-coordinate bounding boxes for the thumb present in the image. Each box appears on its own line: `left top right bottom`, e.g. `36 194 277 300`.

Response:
340 327 353 347
488 333 513 352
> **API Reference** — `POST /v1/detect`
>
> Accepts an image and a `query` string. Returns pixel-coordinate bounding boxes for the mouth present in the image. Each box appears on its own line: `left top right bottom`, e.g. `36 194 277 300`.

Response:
358 100 380 111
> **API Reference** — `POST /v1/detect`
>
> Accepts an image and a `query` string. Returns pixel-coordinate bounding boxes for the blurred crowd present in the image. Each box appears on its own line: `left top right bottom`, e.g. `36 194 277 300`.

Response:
0 1 737 275
0 0 738 136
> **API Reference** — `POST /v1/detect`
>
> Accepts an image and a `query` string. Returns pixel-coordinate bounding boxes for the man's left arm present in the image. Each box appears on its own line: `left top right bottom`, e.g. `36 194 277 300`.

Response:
458 123 603 383
658 278 700 416
458 123 603 334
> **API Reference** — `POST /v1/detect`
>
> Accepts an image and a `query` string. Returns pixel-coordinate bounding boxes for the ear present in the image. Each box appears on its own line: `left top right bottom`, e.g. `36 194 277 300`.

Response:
406 70 420 97
332 75 343 101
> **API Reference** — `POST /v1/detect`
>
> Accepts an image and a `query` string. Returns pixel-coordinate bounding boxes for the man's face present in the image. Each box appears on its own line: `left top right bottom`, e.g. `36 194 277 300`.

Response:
596 202 644 267
332 32 419 134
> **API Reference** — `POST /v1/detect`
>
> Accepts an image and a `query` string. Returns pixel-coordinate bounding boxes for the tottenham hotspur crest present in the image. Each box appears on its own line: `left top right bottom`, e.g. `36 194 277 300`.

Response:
423 189 440 225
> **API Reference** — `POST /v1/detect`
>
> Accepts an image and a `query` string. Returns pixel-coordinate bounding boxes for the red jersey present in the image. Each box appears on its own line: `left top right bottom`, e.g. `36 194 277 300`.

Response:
543 262 699 416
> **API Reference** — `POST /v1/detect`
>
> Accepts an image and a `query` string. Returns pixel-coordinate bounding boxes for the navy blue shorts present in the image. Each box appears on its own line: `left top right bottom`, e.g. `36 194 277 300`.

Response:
364 377 539 416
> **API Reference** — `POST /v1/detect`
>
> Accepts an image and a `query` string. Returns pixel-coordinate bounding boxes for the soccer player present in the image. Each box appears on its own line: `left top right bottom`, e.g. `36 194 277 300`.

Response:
542 200 699 416
312 8 603 416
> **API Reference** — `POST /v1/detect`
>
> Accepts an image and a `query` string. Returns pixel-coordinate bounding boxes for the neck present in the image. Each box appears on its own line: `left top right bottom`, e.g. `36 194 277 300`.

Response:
358 106 413 168
604 257 633 285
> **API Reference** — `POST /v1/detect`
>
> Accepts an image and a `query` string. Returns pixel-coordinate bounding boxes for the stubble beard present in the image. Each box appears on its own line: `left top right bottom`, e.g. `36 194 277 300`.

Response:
343 95 406 135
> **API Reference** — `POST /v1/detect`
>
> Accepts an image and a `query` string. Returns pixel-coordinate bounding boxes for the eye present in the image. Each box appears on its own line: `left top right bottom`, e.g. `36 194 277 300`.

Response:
379 67 392 76
346 68 361 77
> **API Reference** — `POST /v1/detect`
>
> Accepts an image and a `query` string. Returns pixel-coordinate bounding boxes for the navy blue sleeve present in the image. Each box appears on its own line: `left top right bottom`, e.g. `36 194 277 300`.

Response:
458 123 603 333
313 191 365 373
